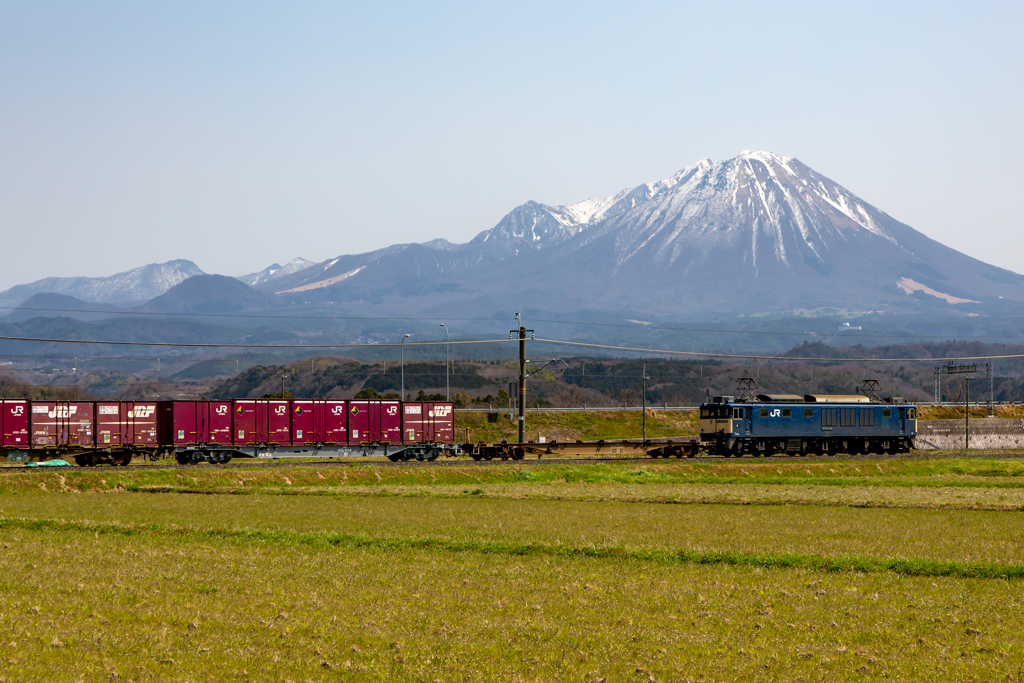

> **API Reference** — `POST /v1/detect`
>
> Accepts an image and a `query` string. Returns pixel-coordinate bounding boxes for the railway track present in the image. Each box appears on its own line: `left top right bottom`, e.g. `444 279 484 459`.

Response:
4 449 1024 473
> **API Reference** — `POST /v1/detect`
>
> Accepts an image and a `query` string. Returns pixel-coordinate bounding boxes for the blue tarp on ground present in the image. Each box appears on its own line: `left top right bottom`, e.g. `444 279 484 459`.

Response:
25 460 72 467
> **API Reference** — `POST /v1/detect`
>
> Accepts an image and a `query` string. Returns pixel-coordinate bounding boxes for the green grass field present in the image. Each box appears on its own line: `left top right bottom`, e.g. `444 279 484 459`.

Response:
4 458 1024 681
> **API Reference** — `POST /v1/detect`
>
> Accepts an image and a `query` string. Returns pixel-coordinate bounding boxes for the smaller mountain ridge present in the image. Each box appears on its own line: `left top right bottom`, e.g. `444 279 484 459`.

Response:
1 293 119 323
0 259 204 307
139 275 273 314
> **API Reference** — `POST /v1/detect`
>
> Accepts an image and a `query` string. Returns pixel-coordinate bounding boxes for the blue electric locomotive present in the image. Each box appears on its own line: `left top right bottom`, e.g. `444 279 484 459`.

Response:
699 393 917 456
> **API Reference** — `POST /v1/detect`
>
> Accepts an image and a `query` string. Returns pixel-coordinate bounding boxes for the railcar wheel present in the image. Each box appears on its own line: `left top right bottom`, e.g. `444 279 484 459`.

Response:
176 452 188 464
387 454 400 462
188 451 203 465
115 452 132 466
74 454 91 467
427 449 439 461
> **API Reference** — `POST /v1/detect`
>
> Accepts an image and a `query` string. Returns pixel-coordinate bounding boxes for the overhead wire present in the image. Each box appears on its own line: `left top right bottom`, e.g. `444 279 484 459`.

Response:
530 338 1024 363
0 335 513 349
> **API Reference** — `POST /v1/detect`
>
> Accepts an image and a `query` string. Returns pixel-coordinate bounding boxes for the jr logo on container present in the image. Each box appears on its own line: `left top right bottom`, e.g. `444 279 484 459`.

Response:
770 409 781 417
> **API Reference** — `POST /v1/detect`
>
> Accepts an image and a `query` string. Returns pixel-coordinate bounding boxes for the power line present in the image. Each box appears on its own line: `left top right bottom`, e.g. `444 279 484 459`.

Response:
531 338 1024 363
0 335 514 349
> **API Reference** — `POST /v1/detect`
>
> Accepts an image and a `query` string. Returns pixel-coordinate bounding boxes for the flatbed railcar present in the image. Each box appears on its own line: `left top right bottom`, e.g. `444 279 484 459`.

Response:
0 398 456 465
699 393 917 457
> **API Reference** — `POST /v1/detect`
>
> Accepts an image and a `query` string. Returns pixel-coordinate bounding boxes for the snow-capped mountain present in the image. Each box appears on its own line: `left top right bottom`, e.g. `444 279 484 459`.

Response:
0 259 205 308
6 152 1020 321
237 258 315 286
265 150 1024 316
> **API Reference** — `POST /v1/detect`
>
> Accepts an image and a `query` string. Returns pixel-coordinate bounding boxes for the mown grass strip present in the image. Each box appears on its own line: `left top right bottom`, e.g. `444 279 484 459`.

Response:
108 483 1024 512
4 516 1023 581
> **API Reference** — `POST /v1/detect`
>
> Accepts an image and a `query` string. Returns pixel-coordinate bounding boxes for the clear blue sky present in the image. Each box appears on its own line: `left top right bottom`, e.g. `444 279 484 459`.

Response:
1 1 1021 290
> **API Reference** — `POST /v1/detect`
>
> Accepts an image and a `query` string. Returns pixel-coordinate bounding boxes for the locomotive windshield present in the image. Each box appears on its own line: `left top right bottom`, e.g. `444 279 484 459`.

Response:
700 405 732 418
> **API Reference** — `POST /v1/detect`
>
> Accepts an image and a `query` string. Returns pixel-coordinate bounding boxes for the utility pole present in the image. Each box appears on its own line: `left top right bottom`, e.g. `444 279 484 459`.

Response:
966 377 971 450
401 334 411 399
518 325 526 444
642 364 648 445
440 324 449 401
281 370 287 399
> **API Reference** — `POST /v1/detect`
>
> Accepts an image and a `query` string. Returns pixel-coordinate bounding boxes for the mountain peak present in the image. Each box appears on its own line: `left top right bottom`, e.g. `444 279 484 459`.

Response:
0 259 204 306
237 258 314 286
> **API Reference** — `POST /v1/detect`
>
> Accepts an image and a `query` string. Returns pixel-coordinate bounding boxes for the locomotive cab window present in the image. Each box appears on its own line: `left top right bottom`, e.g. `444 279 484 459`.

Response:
883 408 891 418
804 408 813 417
760 408 769 417
908 408 917 419
781 408 791 417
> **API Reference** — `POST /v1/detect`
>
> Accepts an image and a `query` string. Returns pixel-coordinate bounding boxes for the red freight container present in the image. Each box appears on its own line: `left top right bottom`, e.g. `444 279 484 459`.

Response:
30 401 94 447
291 400 349 444
402 402 426 442
348 401 370 442
257 400 291 445
158 401 233 447
95 401 159 447
401 402 455 443
1 399 29 449
423 402 454 443
324 400 348 444
233 400 256 445
207 401 233 444
291 399 320 444
348 400 400 443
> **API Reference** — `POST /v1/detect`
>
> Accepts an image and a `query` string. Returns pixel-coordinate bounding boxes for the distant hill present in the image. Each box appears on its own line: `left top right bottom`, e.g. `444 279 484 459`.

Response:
139 275 274 314
1 293 118 322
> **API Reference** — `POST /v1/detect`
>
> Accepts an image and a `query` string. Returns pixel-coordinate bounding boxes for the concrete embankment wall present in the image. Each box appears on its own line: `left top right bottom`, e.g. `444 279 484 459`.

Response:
916 418 1024 450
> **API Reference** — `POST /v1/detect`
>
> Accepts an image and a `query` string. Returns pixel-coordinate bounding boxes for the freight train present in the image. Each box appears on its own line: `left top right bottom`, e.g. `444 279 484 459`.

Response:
0 398 455 465
699 394 917 456
0 392 919 466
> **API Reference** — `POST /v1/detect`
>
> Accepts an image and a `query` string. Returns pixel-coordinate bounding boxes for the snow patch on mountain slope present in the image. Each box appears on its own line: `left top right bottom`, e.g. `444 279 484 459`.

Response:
237 258 315 286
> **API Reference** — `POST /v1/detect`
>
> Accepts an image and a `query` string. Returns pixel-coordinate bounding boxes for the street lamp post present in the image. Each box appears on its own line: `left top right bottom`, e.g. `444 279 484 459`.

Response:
439 324 449 401
401 334 411 399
